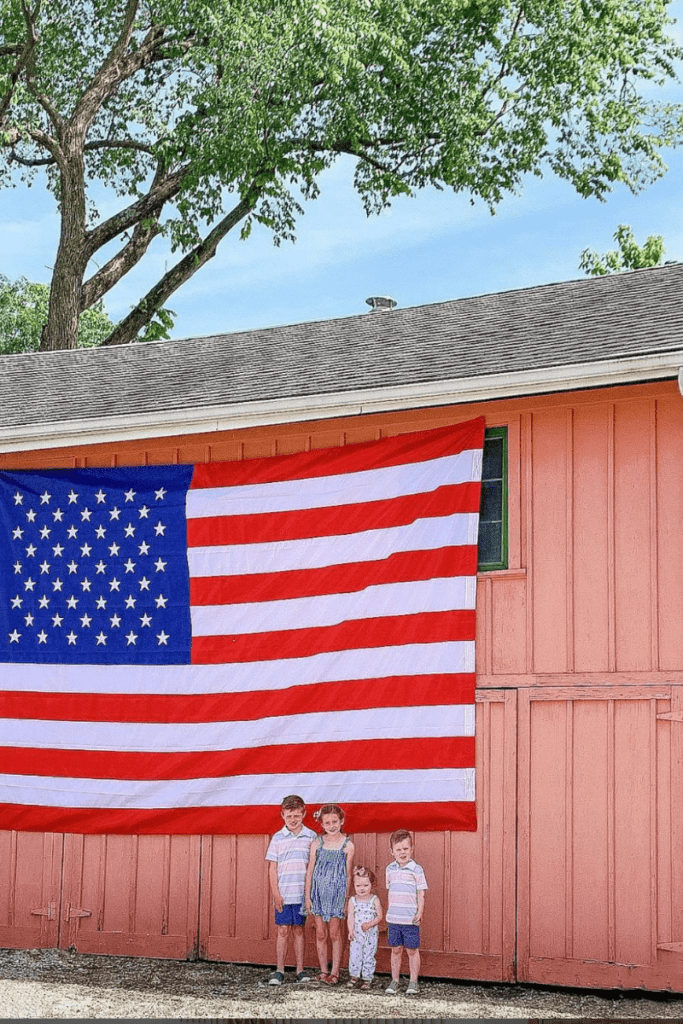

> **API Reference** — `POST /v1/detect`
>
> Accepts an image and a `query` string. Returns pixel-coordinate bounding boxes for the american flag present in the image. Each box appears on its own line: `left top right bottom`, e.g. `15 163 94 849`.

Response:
0 419 484 834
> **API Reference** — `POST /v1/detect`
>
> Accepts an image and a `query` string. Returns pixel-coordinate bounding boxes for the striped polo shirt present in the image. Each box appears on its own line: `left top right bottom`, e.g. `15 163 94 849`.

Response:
265 824 316 904
385 858 429 924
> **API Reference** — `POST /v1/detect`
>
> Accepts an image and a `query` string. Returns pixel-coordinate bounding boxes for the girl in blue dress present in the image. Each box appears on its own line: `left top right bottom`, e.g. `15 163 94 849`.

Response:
304 803 355 984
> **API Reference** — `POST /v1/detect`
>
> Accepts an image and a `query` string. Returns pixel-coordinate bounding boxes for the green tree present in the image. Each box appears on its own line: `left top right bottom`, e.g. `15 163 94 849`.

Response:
0 275 114 353
1 0 682 351
580 224 667 276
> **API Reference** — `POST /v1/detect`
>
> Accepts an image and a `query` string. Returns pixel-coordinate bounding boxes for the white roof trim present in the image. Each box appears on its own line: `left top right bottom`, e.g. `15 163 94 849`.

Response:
2 349 683 454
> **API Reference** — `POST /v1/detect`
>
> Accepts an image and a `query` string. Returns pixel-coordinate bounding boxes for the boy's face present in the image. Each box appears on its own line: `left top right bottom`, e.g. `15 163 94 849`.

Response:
281 805 305 833
391 837 414 866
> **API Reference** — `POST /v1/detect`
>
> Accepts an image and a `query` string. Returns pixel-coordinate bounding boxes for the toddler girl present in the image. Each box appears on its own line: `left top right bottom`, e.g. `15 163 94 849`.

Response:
304 803 355 985
346 865 383 989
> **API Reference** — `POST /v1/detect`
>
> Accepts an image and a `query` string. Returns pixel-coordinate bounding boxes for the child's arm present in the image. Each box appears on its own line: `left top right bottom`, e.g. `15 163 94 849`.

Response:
347 898 355 939
343 838 355 900
268 861 284 912
413 887 425 925
304 840 318 914
361 894 383 932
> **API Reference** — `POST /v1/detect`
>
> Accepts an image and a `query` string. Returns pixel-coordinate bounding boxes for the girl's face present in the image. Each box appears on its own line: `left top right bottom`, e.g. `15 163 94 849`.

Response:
353 874 372 897
321 812 342 835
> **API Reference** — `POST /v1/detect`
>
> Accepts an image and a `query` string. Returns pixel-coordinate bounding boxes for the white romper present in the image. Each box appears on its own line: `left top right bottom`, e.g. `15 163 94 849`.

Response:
348 894 380 980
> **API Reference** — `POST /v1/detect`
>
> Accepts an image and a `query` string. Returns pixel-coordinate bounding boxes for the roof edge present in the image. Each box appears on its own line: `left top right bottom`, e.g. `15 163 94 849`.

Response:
2 349 682 454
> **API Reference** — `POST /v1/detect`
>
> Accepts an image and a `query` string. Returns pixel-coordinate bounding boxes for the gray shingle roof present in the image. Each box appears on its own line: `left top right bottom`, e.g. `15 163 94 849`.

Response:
2 264 683 430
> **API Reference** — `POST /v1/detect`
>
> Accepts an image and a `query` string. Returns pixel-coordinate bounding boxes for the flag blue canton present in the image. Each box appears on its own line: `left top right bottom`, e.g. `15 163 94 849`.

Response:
0 466 194 664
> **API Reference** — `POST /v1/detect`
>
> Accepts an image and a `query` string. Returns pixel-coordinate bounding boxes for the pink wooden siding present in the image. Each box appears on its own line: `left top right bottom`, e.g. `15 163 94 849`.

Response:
1 379 682 991
518 685 683 990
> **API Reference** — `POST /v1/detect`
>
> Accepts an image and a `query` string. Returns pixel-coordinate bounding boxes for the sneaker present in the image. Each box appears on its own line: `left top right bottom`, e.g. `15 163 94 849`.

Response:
295 971 310 984
268 970 284 985
406 980 419 995
385 978 399 994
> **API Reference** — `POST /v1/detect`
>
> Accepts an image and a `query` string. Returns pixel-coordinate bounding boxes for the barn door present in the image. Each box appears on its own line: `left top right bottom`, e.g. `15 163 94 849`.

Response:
58 833 201 958
0 831 63 949
517 684 683 992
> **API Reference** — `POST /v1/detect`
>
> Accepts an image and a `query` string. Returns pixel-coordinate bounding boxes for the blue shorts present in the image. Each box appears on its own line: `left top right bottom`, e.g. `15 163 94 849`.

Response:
387 922 420 949
275 904 306 927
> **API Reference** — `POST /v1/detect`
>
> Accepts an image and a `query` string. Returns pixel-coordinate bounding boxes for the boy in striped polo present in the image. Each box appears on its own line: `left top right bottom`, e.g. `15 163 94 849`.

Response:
265 794 316 985
384 829 428 996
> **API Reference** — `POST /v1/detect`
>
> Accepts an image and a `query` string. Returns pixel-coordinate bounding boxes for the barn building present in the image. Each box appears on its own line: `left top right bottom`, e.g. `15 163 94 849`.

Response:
1 263 683 990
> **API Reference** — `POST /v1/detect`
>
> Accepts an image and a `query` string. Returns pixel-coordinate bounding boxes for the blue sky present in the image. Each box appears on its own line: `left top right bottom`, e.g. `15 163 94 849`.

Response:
2 11 683 341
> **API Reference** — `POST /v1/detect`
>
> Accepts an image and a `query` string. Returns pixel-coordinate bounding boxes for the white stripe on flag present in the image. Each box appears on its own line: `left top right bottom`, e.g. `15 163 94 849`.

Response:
1 704 475 750
187 512 480 577
186 449 482 518
190 576 477 636
0 641 475 694
0 767 476 808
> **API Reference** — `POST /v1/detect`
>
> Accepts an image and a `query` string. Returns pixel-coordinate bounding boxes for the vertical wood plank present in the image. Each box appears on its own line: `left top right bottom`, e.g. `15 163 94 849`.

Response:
522 412 534 674
571 699 609 962
565 408 575 675
613 400 653 671
649 401 660 673
531 409 568 673
655 398 683 671
572 403 611 672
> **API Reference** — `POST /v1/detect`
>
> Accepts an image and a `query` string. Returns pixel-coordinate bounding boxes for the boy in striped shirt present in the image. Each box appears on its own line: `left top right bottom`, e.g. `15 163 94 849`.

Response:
265 794 316 985
384 828 428 996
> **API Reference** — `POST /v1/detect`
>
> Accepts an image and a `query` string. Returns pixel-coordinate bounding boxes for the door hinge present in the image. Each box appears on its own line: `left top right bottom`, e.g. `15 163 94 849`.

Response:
658 942 683 952
656 712 683 722
31 901 56 920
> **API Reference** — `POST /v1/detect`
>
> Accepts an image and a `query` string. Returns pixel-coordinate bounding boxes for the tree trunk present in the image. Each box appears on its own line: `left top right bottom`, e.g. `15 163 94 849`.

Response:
40 150 88 351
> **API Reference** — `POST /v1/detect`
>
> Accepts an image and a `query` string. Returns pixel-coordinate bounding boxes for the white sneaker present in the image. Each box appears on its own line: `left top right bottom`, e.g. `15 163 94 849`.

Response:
385 978 399 994
406 980 419 995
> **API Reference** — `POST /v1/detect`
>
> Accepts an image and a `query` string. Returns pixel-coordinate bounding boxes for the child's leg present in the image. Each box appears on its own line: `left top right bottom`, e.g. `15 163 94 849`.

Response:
361 930 377 981
292 924 305 974
348 936 362 980
328 916 342 978
406 945 421 982
313 915 329 974
390 944 403 982
275 924 291 973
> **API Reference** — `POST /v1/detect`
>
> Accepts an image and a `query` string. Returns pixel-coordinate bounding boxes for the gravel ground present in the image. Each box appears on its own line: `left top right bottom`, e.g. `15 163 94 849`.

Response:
2 949 683 1019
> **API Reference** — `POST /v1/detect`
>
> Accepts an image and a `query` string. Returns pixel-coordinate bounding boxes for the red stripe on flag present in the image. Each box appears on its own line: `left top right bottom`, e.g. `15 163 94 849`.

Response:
0 800 478 835
0 736 475 779
191 610 476 663
0 675 474 724
190 418 486 489
187 482 481 547
190 547 478 605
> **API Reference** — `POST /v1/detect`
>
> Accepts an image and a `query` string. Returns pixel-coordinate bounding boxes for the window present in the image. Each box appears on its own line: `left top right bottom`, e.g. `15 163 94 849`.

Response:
477 427 508 571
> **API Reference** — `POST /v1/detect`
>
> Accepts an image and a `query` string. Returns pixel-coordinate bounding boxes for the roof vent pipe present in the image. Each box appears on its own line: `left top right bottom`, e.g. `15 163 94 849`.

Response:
365 295 397 311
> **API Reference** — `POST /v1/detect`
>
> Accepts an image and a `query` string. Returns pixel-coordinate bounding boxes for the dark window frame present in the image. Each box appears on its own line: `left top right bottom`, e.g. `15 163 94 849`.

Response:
477 426 508 572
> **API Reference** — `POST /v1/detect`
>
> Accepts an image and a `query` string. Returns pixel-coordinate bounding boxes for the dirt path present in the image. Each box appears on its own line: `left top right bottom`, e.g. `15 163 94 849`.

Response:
2 949 683 1018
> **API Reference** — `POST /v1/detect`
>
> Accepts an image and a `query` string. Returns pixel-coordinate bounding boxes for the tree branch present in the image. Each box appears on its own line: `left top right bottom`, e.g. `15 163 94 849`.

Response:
22 0 65 136
81 216 162 310
85 162 188 258
102 191 258 346
0 18 36 124
83 137 156 155
3 123 62 164
73 7 178 136
7 146 55 166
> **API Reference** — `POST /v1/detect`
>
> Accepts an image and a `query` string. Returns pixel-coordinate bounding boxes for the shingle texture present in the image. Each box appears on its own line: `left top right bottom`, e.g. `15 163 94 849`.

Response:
2 264 683 429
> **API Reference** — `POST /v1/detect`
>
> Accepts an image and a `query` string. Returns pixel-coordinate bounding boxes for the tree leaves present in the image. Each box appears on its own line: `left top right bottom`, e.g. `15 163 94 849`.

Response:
0 0 681 348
